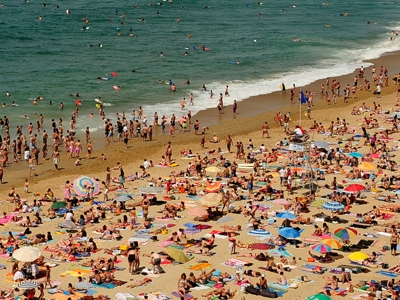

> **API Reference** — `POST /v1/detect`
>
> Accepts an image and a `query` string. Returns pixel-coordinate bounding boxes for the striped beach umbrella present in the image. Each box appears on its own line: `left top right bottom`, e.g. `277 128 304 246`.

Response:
72 176 100 197
321 238 342 250
334 227 357 240
18 281 39 289
322 201 345 211
312 244 332 253
115 194 132 202
205 182 223 193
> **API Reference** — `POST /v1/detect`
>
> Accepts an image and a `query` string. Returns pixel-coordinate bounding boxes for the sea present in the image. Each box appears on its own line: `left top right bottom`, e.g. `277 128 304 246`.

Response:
0 0 400 134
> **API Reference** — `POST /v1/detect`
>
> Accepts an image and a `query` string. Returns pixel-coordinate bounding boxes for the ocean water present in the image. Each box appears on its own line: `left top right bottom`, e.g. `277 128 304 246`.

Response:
0 0 399 133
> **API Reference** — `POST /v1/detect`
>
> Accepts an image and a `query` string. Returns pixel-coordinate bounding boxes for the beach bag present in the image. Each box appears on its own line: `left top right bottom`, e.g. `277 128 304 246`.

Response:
382 263 389 269
244 285 260 296
383 246 390 251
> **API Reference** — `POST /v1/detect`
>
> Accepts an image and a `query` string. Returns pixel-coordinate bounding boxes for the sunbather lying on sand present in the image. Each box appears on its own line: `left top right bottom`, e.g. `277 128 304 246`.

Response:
126 277 152 288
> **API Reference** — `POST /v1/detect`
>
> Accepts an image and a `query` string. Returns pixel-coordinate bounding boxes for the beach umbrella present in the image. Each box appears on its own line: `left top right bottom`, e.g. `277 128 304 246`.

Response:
72 176 100 197
358 162 375 171
166 246 191 263
278 227 300 239
344 184 365 193
51 201 67 210
321 238 342 250
205 182 223 193
313 141 329 148
348 251 369 262
322 201 345 211
138 186 164 194
348 152 363 158
74 282 94 290
334 227 357 240
307 294 331 300
273 198 291 205
13 247 41 262
312 244 332 254
276 212 297 219
115 194 132 202
216 216 235 223
187 207 208 217
205 166 221 173
17 281 39 289
60 219 78 229
200 193 222 207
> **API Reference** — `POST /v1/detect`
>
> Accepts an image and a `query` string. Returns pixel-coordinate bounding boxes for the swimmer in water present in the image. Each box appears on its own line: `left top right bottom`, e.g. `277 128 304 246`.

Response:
12 101 17 106
49 101 52 105
36 96 43 101
184 51 188 56
258 13 262 18
281 8 285 12
89 43 93 47
98 44 102 48
5 91 10 97
83 25 87 30
326 23 331 27
258 2 264 5
71 93 80 97
293 37 300 42
140 17 145 22
202 84 207 91
60 102 64 109
132 69 136 73
180 6 185 9
24 115 28 119
187 33 192 38
253 39 257 43
185 79 190 85
156 11 160 15
203 5 209 9
160 51 164 57
38 16 43 21
176 18 181 23
43 3 46 7
89 113 94 118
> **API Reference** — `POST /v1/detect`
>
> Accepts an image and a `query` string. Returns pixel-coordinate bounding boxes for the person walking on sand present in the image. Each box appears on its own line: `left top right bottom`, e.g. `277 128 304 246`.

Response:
390 227 399 256
52 149 60 170
307 105 311 119
44 265 53 289
233 100 237 117
262 122 270 138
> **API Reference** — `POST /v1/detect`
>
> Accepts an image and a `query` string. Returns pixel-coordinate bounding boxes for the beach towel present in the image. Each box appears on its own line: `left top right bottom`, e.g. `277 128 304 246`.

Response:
311 233 332 239
310 199 326 207
375 270 399 278
223 258 250 267
138 291 170 300
171 292 193 299
268 249 293 257
371 240 386 249
330 267 351 274
187 262 213 271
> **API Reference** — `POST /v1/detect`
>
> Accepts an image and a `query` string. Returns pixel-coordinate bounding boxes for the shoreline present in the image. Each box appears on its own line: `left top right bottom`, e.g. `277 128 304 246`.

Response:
1 49 400 190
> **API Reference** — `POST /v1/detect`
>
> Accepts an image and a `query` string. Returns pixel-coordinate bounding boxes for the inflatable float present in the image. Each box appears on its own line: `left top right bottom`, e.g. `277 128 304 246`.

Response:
113 85 121 90
110 72 118 77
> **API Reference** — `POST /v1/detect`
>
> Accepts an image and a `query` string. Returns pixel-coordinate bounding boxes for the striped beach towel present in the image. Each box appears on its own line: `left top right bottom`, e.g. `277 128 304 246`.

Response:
223 258 250 267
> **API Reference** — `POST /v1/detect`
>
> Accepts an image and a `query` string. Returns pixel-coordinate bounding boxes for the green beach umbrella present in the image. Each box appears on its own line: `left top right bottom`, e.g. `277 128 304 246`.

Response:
307 294 331 300
51 201 67 210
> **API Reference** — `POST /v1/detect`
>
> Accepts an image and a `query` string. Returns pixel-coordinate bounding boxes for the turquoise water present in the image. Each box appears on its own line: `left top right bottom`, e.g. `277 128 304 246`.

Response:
0 0 399 133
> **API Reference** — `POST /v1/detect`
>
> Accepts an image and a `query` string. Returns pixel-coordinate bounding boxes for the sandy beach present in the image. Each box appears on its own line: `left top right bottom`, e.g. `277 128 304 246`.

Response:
1 54 400 300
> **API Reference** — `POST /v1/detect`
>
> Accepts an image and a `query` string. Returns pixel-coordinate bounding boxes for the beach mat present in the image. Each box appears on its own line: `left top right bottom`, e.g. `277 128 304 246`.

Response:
187 262 213 271
375 270 399 278
171 292 193 299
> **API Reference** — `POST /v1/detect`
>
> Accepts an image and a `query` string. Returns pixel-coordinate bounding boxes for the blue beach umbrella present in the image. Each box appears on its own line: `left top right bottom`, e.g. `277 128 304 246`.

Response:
322 202 345 211
348 152 363 158
278 227 300 239
276 212 297 220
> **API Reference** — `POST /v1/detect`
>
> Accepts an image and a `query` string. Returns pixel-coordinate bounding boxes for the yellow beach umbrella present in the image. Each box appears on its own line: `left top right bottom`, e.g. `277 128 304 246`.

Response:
166 246 191 264
348 251 369 262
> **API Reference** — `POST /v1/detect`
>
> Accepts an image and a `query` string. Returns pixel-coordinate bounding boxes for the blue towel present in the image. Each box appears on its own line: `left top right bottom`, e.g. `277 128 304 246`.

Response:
184 222 197 228
376 270 399 278
93 283 116 289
